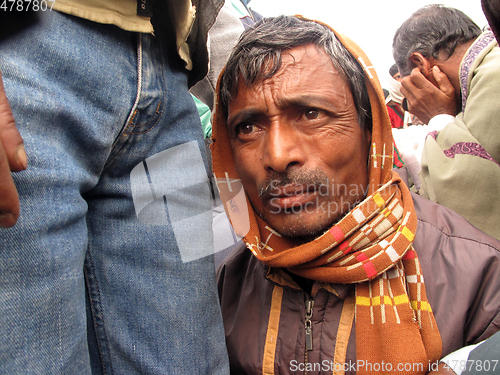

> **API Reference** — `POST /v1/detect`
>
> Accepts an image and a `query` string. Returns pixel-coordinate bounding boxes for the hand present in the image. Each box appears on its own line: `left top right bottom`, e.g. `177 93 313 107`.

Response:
0 71 26 228
400 66 458 124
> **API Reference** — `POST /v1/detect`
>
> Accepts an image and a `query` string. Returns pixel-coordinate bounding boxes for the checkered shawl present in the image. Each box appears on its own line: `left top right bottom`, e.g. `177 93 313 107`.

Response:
211 18 441 374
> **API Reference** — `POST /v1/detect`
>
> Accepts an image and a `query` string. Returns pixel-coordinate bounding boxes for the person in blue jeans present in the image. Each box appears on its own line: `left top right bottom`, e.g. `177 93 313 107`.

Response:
0 2 229 374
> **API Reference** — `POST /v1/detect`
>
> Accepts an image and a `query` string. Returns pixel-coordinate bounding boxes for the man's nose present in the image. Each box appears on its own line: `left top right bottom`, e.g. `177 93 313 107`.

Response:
262 124 305 173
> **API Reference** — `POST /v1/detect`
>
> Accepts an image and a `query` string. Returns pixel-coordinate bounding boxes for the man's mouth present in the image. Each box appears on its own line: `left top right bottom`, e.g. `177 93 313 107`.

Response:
266 184 319 211
257 169 331 212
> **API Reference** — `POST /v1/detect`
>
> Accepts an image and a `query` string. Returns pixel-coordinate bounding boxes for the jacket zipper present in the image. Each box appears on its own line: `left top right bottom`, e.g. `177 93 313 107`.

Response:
304 297 314 375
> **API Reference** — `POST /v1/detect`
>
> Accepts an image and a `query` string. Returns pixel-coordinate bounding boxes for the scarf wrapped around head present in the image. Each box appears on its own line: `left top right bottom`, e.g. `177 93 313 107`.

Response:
212 16 441 374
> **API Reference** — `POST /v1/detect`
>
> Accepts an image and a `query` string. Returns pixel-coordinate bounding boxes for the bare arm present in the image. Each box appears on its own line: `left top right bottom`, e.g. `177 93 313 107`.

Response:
0 70 27 227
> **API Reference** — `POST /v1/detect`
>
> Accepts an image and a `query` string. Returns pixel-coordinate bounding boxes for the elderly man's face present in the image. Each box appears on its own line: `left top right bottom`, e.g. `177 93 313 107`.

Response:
227 44 371 239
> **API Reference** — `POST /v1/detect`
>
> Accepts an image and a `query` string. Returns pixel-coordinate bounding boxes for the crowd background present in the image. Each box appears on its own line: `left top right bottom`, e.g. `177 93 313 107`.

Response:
1 0 499 373
246 0 488 90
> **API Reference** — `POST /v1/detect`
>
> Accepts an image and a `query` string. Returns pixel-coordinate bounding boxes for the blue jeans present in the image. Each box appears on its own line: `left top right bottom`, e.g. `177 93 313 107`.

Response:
0 11 229 374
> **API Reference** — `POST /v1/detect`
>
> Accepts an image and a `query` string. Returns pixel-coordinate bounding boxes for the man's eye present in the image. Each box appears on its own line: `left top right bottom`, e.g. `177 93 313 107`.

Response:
238 124 255 135
304 109 320 120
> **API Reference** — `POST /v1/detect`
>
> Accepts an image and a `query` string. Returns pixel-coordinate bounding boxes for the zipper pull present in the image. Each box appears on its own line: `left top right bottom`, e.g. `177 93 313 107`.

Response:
305 298 314 351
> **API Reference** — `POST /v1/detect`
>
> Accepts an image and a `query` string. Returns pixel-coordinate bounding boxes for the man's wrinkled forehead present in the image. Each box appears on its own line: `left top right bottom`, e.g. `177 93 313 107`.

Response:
224 44 350 113
226 46 334 114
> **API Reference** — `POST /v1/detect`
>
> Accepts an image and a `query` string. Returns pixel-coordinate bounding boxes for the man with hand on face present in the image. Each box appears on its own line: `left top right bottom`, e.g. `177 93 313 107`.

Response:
393 5 500 241
409 4 500 374
212 16 500 374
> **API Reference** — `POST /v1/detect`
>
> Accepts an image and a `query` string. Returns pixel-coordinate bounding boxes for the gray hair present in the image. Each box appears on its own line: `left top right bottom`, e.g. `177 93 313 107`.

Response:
219 16 372 130
393 4 481 77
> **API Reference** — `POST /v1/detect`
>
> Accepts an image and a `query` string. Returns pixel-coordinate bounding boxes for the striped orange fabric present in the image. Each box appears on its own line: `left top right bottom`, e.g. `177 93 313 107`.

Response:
262 285 284 375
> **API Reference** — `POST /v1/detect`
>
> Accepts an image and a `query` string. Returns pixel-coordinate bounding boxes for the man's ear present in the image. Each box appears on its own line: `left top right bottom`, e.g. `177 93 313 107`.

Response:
410 52 432 77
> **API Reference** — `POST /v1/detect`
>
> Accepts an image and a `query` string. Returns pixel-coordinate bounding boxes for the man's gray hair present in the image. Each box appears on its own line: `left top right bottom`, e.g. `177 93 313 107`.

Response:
219 16 372 130
393 4 481 77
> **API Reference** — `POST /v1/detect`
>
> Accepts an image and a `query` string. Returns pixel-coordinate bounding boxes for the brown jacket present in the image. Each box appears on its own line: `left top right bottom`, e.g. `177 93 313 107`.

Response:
217 193 500 374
